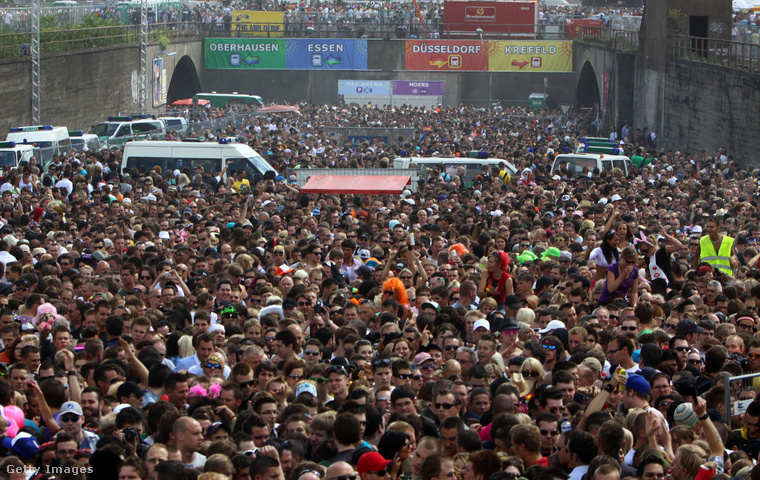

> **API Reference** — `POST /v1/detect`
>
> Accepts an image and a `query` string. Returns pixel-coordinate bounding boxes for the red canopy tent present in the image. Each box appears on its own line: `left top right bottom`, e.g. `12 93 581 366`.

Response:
300 175 411 195
171 98 210 106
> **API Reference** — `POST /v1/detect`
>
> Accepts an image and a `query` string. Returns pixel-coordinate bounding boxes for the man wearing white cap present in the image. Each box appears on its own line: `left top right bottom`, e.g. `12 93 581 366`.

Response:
59 400 99 450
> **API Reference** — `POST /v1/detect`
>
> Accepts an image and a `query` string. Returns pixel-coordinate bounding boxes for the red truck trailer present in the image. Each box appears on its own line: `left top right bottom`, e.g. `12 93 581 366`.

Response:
443 0 539 38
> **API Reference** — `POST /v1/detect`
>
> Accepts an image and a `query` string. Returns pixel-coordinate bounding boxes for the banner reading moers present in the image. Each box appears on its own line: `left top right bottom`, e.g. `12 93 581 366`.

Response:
205 38 286 69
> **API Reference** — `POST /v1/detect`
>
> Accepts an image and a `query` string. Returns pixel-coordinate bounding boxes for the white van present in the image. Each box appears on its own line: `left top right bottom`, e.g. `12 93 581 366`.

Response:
121 139 277 183
90 116 166 149
158 116 189 134
550 153 633 178
6 125 71 164
68 131 101 152
0 142 35 169
393 157 518 187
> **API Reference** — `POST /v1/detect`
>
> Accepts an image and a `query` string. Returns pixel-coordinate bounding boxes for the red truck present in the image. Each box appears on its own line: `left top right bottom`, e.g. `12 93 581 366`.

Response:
443 0 539 38
564 18 605 39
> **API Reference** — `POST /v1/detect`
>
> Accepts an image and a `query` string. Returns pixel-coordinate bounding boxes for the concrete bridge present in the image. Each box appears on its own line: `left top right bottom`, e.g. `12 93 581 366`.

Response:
2 0 758 165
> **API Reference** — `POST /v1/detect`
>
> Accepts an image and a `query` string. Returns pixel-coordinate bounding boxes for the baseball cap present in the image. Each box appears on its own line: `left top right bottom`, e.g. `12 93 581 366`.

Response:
473 319 490 331
413 352 434 366
676 319 704 335
296 383 318 398
539 320 565 334
625 374 651 395
60 401 83 417
206 421 231 436
420 301 440 312
1 432 40 460
504 295 522 310
357 451 393 476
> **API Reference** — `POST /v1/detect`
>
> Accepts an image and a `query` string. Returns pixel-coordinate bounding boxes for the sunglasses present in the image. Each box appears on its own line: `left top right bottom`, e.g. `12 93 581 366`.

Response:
289 374 304 380
368 470 389 477
205 363 222 369
395 373 412 380
540 429 559 436
444 345 459 351
522 370 540 378
620 326 637 331
674 346 690 352
420 364 436 370
542 344 557 351
304 350 320 356
61 415 80 423
310 377 329 384
435 402 457 409
373 358 391 366
237 380 256 388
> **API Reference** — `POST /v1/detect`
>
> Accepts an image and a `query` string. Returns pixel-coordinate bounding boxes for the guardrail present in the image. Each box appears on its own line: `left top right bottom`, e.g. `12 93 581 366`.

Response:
0 21 201 59
672 35 760 74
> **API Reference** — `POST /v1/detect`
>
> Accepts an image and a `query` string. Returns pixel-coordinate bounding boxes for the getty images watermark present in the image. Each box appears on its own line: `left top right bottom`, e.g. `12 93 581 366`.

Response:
7 465 93 475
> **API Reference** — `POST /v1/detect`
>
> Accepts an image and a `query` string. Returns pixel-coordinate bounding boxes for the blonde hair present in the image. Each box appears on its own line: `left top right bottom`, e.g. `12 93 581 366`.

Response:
516 308 535 326
178 335 195 358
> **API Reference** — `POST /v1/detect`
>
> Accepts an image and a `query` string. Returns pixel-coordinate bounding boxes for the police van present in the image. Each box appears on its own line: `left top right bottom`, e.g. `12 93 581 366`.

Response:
0 142 35 169
158 115 189 134
89 116 166 149
121 138 276 183
68 131 101 152
6 125 71 164
550 153 633 178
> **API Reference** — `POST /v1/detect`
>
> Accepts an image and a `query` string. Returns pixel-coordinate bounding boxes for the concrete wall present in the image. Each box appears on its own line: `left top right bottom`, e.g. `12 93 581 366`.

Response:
0 45 140 134
664 59 760 167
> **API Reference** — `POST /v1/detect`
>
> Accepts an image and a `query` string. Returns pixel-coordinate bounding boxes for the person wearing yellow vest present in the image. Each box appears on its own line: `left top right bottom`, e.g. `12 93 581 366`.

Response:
693 216 736 276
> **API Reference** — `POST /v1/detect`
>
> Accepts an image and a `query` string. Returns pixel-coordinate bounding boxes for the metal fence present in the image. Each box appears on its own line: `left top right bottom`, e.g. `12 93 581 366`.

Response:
723 371 760 430
673 35 760 74
0 21 643 59
321 127 415 146
287 167 419 192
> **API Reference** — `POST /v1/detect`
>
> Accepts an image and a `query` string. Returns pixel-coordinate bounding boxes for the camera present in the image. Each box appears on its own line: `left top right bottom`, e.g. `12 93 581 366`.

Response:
163 272 171 278
123 427 138 442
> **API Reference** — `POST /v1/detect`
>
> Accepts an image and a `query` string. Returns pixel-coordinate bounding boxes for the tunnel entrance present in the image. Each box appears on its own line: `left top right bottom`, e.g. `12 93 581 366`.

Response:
576 61 601 109
167 55 202 104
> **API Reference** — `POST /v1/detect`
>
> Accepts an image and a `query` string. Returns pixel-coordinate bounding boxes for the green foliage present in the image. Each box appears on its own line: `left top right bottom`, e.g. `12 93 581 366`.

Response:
151 28 171 50
40 14 60 31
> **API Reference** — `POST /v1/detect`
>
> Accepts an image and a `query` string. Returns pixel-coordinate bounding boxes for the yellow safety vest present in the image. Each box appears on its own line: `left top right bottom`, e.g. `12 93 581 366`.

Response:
699 234 734 275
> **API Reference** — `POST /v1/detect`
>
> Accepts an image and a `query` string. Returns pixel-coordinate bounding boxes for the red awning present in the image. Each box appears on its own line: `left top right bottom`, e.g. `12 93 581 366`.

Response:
300 175 411 195
171 98 210 106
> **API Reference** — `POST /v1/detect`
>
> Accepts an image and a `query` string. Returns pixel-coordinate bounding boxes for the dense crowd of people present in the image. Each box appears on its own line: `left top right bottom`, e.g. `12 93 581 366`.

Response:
0 101 755 480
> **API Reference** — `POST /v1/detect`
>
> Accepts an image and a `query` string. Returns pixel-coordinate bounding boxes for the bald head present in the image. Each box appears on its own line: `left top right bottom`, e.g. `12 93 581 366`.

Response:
172 416 199 437
326 461 355 480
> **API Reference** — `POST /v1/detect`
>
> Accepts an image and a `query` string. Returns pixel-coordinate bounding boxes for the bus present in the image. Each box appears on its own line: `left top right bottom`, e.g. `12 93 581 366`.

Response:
195 92 264 109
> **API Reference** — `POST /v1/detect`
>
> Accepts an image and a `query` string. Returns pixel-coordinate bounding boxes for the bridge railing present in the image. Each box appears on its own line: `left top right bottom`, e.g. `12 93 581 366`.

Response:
0 22 203 59
0 21 638 59
672 35 760 74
